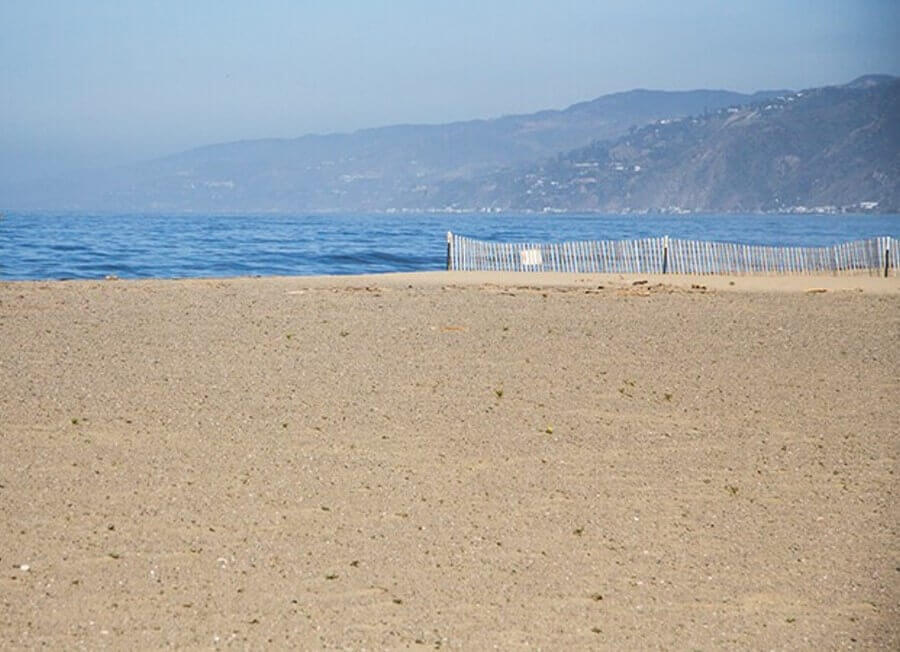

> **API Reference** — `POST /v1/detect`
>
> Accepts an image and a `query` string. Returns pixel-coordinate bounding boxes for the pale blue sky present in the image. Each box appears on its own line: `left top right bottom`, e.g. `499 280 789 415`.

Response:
1 0 898 185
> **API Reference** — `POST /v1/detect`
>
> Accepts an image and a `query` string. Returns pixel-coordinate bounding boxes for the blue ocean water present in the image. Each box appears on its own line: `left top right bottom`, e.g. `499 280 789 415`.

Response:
1 212 898 280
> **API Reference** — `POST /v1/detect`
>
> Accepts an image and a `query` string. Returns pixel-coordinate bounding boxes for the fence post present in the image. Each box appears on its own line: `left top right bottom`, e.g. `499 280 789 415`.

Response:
446 232 453 271
884 236 891 278
662 236 669 274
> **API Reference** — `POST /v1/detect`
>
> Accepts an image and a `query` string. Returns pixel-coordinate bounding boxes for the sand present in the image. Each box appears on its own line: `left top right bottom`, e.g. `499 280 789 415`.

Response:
1 272 898 649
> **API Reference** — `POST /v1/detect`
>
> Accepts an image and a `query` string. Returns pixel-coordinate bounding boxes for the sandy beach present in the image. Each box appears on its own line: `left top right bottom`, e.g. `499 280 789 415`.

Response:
1 272 898 649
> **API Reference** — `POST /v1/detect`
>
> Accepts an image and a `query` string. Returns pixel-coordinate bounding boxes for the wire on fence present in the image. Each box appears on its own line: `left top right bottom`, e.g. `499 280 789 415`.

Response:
446 232 897 277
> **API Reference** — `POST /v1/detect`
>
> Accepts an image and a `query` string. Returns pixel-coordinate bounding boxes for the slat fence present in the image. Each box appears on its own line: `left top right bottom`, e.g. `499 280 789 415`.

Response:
446 233 898 277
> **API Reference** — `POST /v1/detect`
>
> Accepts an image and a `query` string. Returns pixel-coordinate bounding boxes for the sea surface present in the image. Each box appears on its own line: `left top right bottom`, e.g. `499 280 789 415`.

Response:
1 212 898 280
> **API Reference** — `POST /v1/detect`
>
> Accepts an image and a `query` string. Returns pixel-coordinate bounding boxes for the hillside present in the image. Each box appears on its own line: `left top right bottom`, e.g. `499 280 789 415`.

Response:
7 77 897 214
7 88 783 212
436 76 900 213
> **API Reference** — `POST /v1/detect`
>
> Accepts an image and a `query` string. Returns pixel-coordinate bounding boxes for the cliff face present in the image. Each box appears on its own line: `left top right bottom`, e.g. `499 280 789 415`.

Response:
441 78 900 213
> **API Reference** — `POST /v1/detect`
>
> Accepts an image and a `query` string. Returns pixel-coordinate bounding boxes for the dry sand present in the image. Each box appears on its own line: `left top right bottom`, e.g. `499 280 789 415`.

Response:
1 272 898 649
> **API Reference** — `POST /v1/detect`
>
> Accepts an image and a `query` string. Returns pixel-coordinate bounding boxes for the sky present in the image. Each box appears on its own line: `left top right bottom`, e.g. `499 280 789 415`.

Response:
1 0 898 187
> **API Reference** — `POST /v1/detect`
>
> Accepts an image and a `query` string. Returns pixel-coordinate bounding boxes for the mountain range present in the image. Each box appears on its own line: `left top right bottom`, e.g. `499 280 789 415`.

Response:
6 75 898 213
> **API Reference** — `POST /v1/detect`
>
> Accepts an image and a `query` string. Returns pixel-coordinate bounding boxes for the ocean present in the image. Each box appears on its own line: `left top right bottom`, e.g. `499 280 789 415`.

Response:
1 211 899 280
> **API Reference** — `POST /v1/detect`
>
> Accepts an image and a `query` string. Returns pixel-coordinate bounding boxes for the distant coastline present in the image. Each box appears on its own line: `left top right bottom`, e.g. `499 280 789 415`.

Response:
6 76 897 215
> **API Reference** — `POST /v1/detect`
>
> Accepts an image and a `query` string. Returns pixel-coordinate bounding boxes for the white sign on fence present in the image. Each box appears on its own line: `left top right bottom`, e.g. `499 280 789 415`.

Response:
520 248 543 266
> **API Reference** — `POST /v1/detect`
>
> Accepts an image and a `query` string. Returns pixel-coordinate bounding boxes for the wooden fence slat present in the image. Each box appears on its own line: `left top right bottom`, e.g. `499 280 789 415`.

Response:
891 237 899 277
677 239 683 274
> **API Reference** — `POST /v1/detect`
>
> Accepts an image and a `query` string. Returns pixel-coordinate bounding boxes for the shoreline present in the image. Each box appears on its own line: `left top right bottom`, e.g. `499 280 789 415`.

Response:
3 270 899 294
